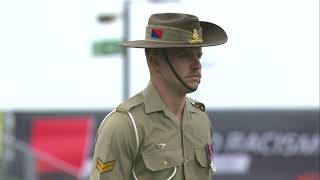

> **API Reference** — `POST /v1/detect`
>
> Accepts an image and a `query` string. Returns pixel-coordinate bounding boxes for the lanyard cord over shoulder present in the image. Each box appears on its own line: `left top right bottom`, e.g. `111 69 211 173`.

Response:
95 110 177 179
126 111 139 180
95 110 117 145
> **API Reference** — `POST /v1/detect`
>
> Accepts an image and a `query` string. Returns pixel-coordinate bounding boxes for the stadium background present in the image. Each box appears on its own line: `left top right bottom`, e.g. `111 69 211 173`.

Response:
0 0 319 180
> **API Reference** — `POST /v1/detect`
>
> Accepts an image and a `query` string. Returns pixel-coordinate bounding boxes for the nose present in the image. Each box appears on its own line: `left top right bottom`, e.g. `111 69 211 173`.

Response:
191 56 202 70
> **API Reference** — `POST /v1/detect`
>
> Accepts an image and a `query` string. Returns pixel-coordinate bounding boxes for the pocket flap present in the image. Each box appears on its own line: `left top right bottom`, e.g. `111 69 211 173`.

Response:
195 148 209 167
142 149 182 171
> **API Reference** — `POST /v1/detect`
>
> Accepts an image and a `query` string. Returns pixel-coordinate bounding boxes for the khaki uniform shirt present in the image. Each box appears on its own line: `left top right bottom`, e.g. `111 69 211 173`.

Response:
90 82 214 180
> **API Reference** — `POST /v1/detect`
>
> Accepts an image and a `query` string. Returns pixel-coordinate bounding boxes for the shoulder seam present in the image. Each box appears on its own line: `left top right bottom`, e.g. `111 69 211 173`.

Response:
117 93 144 111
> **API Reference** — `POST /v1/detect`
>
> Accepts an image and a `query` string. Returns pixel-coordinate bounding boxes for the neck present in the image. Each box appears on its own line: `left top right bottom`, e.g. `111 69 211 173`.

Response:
152 80 186 121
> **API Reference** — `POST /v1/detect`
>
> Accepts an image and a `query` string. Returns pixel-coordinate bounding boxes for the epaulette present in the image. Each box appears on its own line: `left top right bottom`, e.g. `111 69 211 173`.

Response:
116 93 144 112
188 98 206 112
95 93 144 144
192 101 205 112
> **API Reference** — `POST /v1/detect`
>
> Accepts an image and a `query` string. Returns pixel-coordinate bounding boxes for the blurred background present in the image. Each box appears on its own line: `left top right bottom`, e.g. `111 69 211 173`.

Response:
0 0 319 180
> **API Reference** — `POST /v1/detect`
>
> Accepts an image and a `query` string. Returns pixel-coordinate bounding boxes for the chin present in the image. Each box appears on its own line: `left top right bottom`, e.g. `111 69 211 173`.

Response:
186 87 198 94
191 80 201 87
186 83 200 93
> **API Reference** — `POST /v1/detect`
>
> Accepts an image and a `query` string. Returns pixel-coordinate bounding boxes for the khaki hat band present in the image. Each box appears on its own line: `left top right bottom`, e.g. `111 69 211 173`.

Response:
145 25 203 44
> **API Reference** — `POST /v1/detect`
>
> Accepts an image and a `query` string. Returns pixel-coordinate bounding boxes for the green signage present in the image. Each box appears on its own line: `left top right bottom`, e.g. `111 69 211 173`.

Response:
92 40 121 56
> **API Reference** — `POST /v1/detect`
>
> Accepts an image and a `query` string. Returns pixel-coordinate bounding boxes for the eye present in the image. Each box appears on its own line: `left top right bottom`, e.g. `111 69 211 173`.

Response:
197 52 203 59
176 52 189 58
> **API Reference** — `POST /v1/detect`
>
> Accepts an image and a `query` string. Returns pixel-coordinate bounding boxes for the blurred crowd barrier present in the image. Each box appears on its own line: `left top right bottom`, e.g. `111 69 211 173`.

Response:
0 109 319 180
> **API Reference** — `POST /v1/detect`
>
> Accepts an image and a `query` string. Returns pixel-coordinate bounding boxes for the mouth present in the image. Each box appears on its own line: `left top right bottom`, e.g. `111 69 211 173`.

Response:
186 74 202 81
187 74 202 78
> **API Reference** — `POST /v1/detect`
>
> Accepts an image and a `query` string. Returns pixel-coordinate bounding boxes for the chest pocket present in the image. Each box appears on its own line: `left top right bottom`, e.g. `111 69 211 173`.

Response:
142 149 183 171
187 147 212 180
195 148 209 168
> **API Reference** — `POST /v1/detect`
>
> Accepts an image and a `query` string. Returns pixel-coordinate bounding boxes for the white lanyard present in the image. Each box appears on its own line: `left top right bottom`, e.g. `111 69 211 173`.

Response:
100 110 177 180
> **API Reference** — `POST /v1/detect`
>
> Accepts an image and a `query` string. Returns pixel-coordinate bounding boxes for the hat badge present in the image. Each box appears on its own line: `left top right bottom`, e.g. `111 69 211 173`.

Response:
189 29 203 44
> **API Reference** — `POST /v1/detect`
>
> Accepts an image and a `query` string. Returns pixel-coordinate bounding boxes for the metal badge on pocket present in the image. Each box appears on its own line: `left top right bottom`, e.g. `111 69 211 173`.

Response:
156 143 167 149
207 143 216 172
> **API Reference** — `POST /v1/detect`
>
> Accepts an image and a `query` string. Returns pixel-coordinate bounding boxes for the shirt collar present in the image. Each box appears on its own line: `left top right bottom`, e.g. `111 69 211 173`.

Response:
143 81 197 115
143 81 167 114
185 98 197 113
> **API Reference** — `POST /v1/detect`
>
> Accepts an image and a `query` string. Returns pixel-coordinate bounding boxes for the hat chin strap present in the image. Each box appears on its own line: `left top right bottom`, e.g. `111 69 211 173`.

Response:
161 49 198 93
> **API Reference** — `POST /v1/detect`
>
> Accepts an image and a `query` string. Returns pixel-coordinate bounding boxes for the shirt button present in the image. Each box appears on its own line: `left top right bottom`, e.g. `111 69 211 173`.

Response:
163 161 168 165
184 158 188 162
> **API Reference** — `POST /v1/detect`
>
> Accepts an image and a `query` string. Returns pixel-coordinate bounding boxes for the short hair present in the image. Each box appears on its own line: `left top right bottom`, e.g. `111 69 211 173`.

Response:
145 48 162 59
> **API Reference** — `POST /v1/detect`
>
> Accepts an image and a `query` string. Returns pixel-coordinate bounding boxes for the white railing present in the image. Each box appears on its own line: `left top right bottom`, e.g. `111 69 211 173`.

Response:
2 134 89 180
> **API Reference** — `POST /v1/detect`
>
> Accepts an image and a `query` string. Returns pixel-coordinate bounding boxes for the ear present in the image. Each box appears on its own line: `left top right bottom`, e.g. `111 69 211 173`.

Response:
149 54 162 73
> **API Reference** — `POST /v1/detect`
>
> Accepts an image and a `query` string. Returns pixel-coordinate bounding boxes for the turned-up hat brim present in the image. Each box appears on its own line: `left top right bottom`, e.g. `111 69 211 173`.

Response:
121 21 227 48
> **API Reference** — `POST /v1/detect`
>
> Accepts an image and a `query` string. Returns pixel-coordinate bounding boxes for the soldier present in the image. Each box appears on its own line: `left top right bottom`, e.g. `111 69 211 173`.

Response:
90 13 227 180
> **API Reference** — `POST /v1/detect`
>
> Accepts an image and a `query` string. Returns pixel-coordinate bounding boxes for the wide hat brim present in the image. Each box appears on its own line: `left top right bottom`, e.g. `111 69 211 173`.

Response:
120 21 228 48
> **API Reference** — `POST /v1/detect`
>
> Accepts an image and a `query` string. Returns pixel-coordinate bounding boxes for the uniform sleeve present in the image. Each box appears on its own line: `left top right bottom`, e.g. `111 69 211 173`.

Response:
90 112 136 180
207 113 214 142
200 111 214 142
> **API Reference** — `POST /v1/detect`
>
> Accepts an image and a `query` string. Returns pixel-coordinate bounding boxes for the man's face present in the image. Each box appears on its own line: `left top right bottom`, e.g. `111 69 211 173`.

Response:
159 47 203 93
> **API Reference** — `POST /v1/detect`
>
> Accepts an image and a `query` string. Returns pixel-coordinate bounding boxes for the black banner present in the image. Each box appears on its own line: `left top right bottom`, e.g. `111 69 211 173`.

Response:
209 109 319 180
11 109 320 180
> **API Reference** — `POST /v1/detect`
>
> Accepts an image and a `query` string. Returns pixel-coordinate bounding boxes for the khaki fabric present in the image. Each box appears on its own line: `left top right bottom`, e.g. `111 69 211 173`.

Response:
90 82 214 180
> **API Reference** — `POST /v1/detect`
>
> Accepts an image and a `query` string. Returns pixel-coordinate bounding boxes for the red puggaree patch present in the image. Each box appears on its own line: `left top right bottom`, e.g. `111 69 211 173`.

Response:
151 29 163 39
